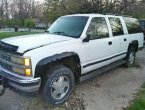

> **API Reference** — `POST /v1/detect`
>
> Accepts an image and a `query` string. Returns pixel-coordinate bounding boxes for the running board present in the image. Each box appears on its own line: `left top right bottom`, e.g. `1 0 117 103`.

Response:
80 60 127 82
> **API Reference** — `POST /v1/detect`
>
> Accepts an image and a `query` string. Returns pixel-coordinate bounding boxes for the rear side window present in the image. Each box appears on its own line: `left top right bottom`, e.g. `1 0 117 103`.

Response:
139 20 145 29
124 18 142 34
109 17 124 36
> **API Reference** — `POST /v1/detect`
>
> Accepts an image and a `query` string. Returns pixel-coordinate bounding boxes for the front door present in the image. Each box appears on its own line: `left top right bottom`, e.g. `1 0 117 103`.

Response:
81 17 116 74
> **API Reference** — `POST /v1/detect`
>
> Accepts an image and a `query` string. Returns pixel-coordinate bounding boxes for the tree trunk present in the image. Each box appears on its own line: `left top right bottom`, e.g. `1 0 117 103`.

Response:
123 0 128 13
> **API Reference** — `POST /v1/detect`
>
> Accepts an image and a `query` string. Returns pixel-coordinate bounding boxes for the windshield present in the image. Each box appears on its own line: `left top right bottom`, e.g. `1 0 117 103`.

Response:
47 16 89 38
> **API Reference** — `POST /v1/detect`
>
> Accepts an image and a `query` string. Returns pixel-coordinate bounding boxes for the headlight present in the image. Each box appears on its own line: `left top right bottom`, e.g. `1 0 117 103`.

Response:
12 67 32 76
11 56 31 66
11 56 32 76
12 67 25 75
11 56 24 65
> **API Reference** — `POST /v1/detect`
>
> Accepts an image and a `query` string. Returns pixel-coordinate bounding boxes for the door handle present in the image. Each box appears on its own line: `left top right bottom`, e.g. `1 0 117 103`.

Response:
108 41 112 45
124 38 127 41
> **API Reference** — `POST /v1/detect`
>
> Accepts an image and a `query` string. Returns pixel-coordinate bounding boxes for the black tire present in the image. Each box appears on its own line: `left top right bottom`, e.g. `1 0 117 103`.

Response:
125 47 136 67
0 86 5 96
0 77 5 96
42 65 74 105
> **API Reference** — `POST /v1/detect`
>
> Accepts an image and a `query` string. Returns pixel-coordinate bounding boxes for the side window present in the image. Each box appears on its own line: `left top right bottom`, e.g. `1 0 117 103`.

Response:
87 17 109 40
109 17 124 36
124 18 142 34
139 21 145 29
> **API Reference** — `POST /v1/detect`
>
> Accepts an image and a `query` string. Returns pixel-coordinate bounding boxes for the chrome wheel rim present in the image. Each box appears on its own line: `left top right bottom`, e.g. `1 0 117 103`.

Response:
51 75 70 100
129 52 135 64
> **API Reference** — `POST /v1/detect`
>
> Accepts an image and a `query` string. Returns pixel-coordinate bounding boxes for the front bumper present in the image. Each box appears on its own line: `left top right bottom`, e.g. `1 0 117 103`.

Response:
0 67 41 93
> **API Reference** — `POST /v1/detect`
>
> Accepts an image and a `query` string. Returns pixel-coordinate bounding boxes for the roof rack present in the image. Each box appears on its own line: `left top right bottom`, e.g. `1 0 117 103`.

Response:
122 15 133 18
105 13 133 17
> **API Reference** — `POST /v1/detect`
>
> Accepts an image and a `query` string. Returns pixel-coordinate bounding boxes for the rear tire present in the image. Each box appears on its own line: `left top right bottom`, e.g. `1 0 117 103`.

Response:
0 77 5 96
42 65 74 105
125 47 136 67
0 86 5 96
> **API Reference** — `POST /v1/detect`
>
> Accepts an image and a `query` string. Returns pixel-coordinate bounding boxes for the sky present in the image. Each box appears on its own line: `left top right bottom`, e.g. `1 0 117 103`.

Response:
34 0 44 2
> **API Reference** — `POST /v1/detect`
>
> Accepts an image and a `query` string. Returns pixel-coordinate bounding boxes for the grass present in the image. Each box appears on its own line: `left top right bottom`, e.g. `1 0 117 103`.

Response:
0 32 41 39
125 83 145 110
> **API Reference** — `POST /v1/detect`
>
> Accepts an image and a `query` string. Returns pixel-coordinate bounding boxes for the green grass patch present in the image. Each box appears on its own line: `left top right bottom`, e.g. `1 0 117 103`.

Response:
0 32 41 39
125 83 145 110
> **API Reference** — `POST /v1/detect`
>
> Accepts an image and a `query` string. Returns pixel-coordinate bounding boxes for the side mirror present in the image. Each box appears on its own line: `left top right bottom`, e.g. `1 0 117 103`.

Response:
83 34 90 42
45 30 49 33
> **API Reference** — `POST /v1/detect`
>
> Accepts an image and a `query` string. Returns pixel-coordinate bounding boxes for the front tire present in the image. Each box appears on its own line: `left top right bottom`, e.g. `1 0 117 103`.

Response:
125 47 136 67
42 65 74 105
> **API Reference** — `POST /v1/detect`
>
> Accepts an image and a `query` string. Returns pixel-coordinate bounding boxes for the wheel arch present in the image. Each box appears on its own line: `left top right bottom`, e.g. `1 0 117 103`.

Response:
34 52 81 83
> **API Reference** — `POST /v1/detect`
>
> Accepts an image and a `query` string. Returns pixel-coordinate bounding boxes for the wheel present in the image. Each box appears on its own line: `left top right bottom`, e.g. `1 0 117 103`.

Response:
0 77 5 96
42 65 74 105
0 86 5 96
125 47 136 67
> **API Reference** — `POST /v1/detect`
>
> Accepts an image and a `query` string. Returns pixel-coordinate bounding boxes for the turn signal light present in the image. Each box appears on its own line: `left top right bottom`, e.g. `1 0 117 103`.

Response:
25 69 31 76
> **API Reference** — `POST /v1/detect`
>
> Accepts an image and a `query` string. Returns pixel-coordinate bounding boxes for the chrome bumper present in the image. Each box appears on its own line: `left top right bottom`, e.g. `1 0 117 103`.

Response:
0 67 41 93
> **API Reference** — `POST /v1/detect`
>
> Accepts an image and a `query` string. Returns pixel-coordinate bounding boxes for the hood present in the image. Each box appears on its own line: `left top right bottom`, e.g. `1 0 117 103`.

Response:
1 33 73 53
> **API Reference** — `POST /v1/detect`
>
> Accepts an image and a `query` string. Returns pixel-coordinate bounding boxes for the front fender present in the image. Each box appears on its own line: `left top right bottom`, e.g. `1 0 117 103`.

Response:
34 52 81 80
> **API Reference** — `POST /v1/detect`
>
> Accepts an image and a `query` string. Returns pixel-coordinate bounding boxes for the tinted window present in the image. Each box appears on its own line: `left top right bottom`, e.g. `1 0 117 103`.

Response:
124 18 142 34
139 20 145 29
87 17 109 40
109 17 124 36
48 16 89 38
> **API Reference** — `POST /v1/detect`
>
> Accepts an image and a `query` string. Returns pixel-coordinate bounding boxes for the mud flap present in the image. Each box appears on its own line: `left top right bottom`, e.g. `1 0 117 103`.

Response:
0 87 5 96
0 77 7 96
1 78 9 88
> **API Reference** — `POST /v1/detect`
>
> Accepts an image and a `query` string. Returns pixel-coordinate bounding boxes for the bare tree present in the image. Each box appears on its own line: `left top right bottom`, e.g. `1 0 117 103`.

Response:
0 0 4 19
0 0 142 26
5 0 9 19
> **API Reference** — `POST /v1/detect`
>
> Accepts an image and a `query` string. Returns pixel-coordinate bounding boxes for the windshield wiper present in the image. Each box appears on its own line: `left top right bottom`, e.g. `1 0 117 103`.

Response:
53 31 68 36
45 30 49 33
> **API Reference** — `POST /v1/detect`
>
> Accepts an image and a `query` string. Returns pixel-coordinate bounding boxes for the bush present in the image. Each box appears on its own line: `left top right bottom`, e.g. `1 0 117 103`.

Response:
0 19 35 28
0 19 22 27
24 19 35 28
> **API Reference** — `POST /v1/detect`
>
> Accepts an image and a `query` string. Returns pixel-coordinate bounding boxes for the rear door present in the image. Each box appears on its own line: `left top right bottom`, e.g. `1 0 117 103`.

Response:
124 18 144 48
108 17 127 63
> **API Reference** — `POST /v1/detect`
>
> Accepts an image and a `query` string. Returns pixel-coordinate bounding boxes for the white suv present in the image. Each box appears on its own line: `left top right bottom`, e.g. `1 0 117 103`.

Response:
0 14 144 105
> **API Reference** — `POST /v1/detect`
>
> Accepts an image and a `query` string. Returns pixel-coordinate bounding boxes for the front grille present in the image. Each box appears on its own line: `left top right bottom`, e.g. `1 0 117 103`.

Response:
0 51 11 62
0 50 12 71
0 61 12 71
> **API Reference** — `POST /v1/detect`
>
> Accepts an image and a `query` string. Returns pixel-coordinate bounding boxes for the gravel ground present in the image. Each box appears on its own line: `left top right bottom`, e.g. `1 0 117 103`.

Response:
0 49 145 110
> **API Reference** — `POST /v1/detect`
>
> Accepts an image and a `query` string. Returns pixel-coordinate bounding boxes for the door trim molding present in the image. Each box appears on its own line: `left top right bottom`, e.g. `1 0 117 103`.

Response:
83 52 127 68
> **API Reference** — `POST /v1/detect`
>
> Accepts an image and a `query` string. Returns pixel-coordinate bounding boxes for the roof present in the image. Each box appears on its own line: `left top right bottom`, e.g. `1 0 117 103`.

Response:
63 13 123 18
